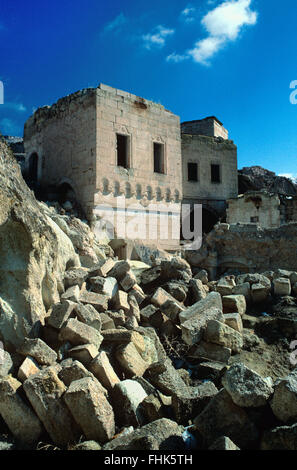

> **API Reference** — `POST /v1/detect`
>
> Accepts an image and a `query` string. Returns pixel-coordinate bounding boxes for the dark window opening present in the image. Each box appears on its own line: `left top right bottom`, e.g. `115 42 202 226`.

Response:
117 134 129 168
29 153 38 183
154 143 165 174
188 162 198 182
250 216 259 223
211 164 221 183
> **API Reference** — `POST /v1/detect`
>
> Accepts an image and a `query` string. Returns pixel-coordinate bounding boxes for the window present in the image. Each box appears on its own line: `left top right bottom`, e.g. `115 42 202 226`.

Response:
250 216 259 223
154 143 165 174
188 162 198 182
117 134 130 168
211 164 221 183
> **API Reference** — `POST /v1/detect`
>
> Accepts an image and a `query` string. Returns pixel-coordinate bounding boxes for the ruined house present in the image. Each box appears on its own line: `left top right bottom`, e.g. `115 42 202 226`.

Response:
227 190 297 228
23 84 238 250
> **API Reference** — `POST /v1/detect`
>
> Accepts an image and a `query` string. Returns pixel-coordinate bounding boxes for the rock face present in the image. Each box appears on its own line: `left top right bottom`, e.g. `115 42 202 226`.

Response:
0 139 79 350
238 166 297 196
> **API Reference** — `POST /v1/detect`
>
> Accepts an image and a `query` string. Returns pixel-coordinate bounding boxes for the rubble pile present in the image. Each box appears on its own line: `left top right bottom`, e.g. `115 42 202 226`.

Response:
1 139 297 451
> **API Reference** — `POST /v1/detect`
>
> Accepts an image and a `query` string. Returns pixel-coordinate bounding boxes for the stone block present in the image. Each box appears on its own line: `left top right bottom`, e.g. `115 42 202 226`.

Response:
179 292 222 324
64 377 115 443
222 295 246 316
18 356 40 382
18 338 57 366
116 343 148 378
270 369 297 423
58 359 94 387
89 351 120 390
181 308 224 346
112 379 148 427
204 320 243 353
23 367 80 446
59 318 103 349
0 376 43 445
222 363 273 407
273 278 291 297
67 344 99 365
224 312 243 332
190 341 231 363
47 300 77 330
194 389 258 448
79 291 109 313
112 290 130 313
74 303 102 331
61 285 80 303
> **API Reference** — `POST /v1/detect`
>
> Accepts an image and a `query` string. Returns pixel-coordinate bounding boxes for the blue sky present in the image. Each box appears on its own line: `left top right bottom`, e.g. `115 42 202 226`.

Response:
0 0 296 177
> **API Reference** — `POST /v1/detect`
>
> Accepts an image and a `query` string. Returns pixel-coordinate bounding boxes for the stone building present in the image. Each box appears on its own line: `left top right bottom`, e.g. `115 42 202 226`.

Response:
24 84 182 251
23 84 238 250
181 117 238 233
227 190 297 229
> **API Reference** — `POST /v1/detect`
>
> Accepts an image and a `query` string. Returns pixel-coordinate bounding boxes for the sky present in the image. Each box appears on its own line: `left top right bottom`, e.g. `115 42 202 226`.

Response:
0 0 297 177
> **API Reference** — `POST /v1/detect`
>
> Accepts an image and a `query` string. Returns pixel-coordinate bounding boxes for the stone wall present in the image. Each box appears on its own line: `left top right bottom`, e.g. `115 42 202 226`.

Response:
181 117 228 139
186 222 297 277
93 84 182 250
227 192 281 228
24 89 97 211
181 134 238 223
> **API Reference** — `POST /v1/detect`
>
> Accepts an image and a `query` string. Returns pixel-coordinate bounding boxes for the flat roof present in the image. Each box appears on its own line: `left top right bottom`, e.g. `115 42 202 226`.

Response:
181 116 223 127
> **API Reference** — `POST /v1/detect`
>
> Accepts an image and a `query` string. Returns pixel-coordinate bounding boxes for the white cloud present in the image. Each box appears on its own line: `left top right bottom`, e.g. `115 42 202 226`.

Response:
142 25 175 49
202 0 257 40
181 6 196 23
166 52 188 63
103 13 127 33
169 0 258 65
188 36 225 65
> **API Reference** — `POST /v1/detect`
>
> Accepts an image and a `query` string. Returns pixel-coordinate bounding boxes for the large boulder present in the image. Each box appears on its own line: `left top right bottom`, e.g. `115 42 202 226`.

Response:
0 139 79 350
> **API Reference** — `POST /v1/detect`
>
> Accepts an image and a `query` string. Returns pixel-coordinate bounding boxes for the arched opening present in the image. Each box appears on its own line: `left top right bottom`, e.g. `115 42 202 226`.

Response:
28 153 39 185
58 182 76 205
202 207 219 234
